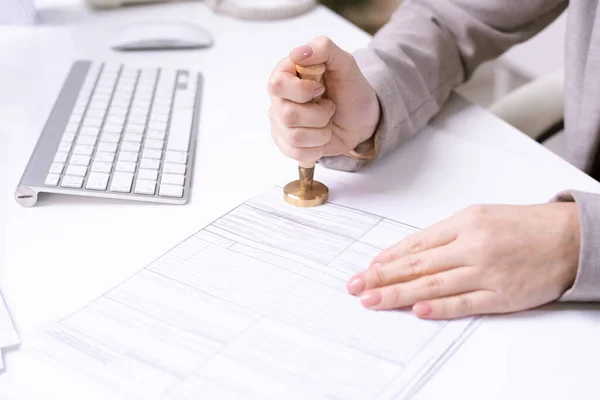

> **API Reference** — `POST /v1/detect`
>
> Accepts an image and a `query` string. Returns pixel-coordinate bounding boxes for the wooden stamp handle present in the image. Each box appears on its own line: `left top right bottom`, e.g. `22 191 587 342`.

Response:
296 64 326 101
295 63 326 170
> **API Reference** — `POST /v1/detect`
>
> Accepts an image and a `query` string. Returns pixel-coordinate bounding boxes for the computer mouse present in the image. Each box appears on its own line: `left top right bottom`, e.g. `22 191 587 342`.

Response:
111 20 214 51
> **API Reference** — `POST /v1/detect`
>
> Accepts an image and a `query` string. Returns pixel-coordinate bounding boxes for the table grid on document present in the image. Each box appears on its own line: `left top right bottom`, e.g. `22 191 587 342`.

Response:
31 187 453 400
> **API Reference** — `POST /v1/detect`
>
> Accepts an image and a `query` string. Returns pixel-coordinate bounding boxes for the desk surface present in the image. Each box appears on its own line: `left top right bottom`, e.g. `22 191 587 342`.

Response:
1 3 600 399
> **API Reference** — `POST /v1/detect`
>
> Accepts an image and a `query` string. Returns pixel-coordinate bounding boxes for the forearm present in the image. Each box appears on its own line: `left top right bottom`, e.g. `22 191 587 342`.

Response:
553 191 600 302
320 0 567 172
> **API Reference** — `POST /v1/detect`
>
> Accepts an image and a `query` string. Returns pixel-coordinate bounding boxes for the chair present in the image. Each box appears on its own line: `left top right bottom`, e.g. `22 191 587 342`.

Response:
488 70 564 143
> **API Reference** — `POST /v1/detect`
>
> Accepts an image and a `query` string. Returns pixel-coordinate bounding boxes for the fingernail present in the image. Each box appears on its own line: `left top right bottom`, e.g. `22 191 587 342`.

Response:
360 291 382 308
314 86 325 97
290 44 313 60
413 302 432 317
347 276 365 294
370 262 381 269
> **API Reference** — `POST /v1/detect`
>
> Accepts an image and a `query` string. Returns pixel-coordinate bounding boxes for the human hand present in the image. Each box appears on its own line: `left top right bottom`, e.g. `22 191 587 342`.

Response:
346 203 581 319
267 36 380 165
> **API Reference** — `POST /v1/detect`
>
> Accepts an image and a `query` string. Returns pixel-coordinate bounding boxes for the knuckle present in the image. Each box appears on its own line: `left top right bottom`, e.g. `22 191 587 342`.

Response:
469 229 494 259
348 53 359 68
424 275 443 296
437 300 450 319
268 75 283 95
314 35 334 50
373 267 388 287
406 255 423 276
281 103 298 126
384 287 402 307
288 128 304 146
408 235 427 253
457 295 472 314
463 204 489 227
365 266 387 287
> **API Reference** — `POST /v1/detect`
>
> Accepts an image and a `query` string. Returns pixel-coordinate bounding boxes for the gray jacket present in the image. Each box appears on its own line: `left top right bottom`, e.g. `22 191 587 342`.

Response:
321 0 600 302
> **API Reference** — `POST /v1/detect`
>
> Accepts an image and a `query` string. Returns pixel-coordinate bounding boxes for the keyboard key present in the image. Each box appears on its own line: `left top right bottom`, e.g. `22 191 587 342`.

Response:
65 122 79 133
61 175 84 188
159 184 183 198
72 104 86 115
77 135 97 146
144 139 164 149
116 161 136 173
83 116 103 127
94 152 115 163
167 107 193 151
118 151 139 163
142 149 162 160
162 162 186 175
128 115 148 125
45 173 60 186
165 151 187 164
174 96 195 109
73 145 94 156
151 105 171 115
161 173 184 186
57 142 72 153
123 133 143 143
177 73 188 86
69 155 91 166
69 114 83 125
109 172 134 193
138 169 158 181
91 161 112 173
85 172 110 190
62 132 76 143
80 126 100 137
97 142 117 153
140 158 160 170
106 115 126 126
125 124 145 134
86 108 106 118
134 179 156 195
100 133 120 143
111 98 130 108
66 165 87 177
108 107 127 117
103 124 123 134
146 130 166 140
49 162 64 175
150 113 169 123
121 141 140 153
149 121 168 131
54 152 69 163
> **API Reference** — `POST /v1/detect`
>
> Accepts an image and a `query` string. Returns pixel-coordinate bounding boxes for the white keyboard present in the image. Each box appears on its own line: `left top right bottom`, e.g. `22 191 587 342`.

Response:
15 60 203 207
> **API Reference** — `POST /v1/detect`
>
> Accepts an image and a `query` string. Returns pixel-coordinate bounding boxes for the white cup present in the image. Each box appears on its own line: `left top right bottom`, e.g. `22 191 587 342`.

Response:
0 0 38 24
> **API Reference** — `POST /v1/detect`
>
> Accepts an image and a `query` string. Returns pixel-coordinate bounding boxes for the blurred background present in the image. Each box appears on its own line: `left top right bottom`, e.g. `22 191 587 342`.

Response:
320 0 401 35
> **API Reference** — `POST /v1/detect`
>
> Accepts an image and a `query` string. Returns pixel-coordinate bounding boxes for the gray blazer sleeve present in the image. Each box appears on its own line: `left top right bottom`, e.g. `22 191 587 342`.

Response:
552 192 600 302
319 0 567 171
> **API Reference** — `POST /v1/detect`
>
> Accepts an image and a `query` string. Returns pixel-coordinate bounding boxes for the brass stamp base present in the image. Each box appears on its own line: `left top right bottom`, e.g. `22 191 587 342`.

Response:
283 180 328 207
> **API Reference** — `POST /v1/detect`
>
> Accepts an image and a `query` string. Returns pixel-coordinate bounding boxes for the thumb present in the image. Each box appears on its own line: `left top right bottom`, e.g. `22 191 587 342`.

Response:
289 35 360 79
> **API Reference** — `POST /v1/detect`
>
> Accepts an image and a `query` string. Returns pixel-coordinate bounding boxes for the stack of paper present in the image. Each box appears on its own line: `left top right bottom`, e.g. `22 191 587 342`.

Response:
0 292 20 371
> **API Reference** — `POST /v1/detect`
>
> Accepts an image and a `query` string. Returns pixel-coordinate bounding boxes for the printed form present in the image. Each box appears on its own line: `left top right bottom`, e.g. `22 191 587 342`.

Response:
25 187 478 399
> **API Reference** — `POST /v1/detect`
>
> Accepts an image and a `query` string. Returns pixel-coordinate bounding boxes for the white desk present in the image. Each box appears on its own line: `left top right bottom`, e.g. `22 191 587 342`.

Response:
1 3 600 399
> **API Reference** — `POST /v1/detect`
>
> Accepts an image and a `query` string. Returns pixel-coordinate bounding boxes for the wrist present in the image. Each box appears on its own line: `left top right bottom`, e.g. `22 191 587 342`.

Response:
558 202 581 292
359 91 382 144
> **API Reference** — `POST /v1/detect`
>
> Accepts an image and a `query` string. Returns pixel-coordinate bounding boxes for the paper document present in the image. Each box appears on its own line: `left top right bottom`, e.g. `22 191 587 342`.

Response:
0 291 20 372
26 187 478 399
0 293 19 350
